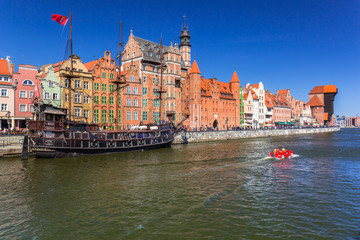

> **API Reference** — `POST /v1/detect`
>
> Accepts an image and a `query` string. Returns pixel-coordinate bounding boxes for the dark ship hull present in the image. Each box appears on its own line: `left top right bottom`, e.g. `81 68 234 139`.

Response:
32 137 173 158
27 104 178 158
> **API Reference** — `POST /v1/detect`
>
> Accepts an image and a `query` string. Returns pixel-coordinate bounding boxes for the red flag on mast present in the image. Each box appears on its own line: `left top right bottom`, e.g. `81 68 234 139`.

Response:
52 14 69 26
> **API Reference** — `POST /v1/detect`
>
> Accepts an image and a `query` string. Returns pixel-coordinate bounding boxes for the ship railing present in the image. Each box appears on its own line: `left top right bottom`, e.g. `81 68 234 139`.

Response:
28 120 65 131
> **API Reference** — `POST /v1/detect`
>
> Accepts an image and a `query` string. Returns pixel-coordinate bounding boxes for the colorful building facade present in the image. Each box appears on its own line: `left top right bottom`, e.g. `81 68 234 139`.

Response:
0 57 15 131
40 66 62 108
13 64 41 129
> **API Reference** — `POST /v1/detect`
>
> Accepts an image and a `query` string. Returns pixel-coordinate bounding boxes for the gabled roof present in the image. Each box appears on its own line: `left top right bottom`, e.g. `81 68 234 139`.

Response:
309 85 337 94
53 60 66 68
250 83 259 89
0 59 11 75
84 60 99 71
277 89 289 96
133 36 170 64
189 60 200 74
251 90 258 100
307 95 324 107
230 71 240 83
19 64 37 69
200 78 212 97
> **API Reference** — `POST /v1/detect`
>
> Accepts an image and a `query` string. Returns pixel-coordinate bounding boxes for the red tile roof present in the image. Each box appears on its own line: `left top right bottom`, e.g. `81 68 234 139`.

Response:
251 90 258 100
53 60 66 67
84 60 99 71
230 71 240 83
250 83 259 89
0 59 11 75
307 95 324 106
309 85 337 94
189 60 200 74
277 89 289 96
200 78 212 97
19 64 37 69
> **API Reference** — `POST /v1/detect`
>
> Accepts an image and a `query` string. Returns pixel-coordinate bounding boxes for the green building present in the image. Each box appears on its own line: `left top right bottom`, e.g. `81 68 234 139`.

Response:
41 66 62 107
239 86 245 125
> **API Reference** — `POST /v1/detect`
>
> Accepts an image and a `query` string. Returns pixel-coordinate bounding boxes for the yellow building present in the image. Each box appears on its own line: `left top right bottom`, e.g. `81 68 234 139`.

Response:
41 55 93 122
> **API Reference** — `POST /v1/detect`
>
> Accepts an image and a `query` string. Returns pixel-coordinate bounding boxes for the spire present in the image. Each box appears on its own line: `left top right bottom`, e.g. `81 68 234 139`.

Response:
179 15 191 48
230 70 240 83
189 60 200 74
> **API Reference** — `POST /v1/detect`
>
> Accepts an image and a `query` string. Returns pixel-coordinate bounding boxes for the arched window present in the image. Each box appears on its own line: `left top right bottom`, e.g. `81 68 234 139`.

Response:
23 79 34 85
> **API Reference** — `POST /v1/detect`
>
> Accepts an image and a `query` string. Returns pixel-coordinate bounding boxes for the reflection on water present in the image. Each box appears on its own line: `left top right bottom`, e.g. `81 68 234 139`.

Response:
0 129 360 239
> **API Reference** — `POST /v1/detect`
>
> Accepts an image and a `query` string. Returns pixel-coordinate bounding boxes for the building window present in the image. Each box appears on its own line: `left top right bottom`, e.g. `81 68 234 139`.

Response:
84 81 89 89
143 65 146 70
143 76 146 83
101 110 107 123
74 94 81 103
149 51 152 56
133 111 138 120
109 84 114 92
134 99 138 107
101 84 107 91
126 87 131 94
109 97 114 105
94 96 99 104
84 95 89 104
153 78 155 84
65 79 70 87
1 89 8 97
118 97 121 105
101 96 107 104
143 111 148 120
19 104 27 112
49 81 54 87
53 93 58 100
20 90 27 98
74 80 81 89
154 99 159 107
84 110 89 119
23 79 33 85
153 112 159 121
74 108 81 117
1 104 8 111
130 76 135 82
118 110 121 123
126 99 131 106
44 92 50 99
142 87 147 95
29 91 34 99
94 109 99 123
109 73 114 79
133 87 138 95
65 94 69 102
109 110 114 123
143 99 148 107
29 105 34 112
102 72 106 78
127 111 131 120
94 83 99 90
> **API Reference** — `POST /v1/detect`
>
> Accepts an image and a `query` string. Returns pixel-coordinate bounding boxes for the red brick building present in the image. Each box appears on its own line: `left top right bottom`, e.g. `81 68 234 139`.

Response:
308 85 337 126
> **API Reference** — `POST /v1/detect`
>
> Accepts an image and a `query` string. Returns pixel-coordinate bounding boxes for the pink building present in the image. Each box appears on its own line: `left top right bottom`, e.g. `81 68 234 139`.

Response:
0 57 15 131
13 64 41 130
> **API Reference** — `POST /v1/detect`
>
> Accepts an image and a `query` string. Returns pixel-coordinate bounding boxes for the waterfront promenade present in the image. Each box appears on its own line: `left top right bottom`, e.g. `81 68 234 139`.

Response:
174 126 340 144
0 127 340 157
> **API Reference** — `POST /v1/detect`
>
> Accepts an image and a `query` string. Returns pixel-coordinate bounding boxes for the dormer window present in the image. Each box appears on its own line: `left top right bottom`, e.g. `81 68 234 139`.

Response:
149 52 153 57
23 79 34 85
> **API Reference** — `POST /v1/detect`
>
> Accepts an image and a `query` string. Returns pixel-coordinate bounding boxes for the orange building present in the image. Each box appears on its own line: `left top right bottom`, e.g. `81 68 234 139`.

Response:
85 51 122 130
308 85 337 126
181 61 241 130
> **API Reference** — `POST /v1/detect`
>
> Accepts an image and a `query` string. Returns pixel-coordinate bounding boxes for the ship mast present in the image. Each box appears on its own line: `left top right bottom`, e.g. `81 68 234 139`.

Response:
68 12 73 121
158 36 167 122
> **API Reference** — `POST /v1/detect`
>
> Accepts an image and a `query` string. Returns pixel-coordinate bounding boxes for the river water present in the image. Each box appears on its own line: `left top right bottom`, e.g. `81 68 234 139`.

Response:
0 129 359 239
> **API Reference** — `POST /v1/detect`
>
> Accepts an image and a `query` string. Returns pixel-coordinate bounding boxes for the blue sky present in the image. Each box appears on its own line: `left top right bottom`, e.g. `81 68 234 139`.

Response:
1 0 359 116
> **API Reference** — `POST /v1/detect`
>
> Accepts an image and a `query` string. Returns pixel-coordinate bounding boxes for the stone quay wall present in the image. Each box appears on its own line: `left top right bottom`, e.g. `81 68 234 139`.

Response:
174 127 340 144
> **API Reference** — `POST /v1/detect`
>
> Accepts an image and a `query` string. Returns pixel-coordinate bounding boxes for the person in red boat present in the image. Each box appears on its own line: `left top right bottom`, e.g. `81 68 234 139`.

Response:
269 148 294 159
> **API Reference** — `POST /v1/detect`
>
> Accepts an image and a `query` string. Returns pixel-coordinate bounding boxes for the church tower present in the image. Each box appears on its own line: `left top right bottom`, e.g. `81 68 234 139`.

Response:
179 16 191 67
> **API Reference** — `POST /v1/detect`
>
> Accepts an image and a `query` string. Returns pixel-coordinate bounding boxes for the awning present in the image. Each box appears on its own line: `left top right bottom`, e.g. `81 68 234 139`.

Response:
43 107 66 115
